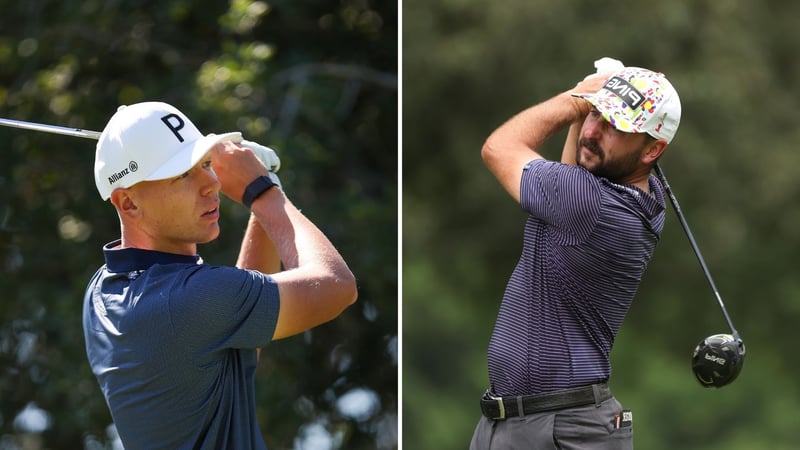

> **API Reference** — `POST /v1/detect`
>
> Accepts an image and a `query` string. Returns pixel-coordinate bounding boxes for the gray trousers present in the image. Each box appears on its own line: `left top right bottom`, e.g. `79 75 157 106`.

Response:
469 396 633 450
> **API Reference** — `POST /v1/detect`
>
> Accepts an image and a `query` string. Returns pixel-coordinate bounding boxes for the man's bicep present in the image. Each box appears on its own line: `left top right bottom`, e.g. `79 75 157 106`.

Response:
487 152 542 204
481 134 544 203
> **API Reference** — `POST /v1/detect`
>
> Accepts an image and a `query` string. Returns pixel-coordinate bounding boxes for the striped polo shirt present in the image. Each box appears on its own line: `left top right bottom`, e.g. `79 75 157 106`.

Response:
487 159 665 396
83 240 280 449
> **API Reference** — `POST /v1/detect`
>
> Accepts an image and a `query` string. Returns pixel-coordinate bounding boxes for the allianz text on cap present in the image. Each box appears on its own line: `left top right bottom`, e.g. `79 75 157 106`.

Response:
94 102 241 200
573 67 681 143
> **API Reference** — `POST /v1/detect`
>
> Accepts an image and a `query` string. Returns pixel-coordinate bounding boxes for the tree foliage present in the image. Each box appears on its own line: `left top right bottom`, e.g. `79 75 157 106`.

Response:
404 0 800 449
0 1 397 449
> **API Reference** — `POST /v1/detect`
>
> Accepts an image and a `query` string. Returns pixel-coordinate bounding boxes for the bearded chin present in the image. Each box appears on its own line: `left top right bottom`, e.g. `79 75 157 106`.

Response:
590 151 642 182
577 150 596 168
575 141 603 169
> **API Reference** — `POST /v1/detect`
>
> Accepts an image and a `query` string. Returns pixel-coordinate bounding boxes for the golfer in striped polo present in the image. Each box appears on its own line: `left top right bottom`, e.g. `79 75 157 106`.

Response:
470 65 681 449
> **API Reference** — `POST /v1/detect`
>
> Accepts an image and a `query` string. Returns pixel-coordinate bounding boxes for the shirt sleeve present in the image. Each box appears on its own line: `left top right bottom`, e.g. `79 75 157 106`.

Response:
519 159 603 243
166 265 280 356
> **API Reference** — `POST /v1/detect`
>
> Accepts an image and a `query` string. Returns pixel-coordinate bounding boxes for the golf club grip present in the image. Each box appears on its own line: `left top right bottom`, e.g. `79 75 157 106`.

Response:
653 163 740 340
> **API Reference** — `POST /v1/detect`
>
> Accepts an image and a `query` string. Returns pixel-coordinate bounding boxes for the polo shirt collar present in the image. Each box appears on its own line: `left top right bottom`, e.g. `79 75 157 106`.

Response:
103 239 202 273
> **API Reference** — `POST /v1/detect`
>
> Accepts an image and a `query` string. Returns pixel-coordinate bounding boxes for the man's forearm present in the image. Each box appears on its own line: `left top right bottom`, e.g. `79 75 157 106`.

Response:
482 92 585 201
486 92 583 157
236 213 281 273
560 121 582 165
250 188 357 340
249 188 353 286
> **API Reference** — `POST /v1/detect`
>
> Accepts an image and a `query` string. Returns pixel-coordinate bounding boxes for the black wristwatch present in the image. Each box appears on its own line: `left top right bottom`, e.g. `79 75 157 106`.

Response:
242 175 277 208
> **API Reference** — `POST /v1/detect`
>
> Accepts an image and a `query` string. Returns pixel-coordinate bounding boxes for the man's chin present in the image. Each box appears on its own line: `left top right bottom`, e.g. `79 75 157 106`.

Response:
577 155 599 171
580 144 602 158
198 228 221 245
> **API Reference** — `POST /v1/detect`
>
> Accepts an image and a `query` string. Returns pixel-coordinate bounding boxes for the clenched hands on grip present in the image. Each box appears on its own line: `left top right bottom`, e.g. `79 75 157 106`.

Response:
568 72 612 120
210 140 272 204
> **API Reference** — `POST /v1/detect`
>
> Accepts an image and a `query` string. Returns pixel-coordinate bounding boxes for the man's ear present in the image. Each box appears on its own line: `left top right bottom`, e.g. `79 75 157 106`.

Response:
110 188 141 218
642 139 668 165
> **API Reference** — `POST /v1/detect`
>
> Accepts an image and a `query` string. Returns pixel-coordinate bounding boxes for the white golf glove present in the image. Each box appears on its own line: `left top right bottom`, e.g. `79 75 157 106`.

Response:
582 57 625 81
210 133 283 190
241 140 281 173
241 139 282 191
594 57 625 74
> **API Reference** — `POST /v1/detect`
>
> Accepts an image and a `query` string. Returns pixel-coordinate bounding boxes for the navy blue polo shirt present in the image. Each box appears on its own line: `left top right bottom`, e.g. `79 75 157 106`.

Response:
486 159 665 396
83 240 280 449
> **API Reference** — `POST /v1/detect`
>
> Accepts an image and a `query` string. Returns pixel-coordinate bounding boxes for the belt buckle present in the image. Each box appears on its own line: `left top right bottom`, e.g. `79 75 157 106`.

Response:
487 392 506 420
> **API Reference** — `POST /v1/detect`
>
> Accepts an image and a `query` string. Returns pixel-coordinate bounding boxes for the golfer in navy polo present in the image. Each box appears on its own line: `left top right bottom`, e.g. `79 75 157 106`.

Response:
83 102 357 449
470 64 681 449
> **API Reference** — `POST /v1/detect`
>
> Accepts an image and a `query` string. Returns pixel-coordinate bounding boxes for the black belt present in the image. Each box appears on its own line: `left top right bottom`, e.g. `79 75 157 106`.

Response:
480 383 612 420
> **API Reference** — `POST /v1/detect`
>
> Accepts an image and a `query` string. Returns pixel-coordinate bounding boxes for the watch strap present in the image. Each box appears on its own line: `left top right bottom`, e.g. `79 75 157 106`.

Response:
242 175 276 208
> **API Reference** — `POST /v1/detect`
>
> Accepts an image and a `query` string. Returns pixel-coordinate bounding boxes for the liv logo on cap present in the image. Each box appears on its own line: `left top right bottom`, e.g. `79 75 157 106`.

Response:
93 102 241 200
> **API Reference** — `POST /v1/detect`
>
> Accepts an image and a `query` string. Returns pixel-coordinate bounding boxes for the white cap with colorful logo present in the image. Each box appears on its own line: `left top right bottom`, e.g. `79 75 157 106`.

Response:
573 66 681 144
94 102 242 200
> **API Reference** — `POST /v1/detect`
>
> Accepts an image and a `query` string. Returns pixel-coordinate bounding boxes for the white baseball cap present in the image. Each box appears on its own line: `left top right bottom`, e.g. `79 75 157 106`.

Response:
572 66 681 143
94 101 241 200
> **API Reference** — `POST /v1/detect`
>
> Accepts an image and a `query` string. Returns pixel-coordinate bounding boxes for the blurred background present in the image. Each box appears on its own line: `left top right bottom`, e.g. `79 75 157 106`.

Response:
0 1 396 449
403 1 800 449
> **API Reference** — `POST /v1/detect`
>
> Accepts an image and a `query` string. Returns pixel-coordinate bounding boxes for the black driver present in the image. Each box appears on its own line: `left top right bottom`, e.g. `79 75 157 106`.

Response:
691 334 746 388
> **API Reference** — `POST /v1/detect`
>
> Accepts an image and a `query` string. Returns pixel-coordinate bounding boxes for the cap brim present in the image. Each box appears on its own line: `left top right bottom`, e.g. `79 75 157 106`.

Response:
145 131 242 181
571 92 608 115
572 92 645 135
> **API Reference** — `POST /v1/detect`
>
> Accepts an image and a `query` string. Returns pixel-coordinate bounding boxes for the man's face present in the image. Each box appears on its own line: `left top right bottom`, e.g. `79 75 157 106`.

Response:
126 154 222 254
576 109 653 183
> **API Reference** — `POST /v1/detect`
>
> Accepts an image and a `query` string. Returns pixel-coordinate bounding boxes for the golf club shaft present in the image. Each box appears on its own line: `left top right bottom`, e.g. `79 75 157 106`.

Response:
0 117 101 140
653 163 740 341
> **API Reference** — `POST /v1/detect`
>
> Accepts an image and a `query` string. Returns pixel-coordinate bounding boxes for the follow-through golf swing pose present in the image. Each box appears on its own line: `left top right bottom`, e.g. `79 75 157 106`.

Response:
82 102 357 449
469 65 681 449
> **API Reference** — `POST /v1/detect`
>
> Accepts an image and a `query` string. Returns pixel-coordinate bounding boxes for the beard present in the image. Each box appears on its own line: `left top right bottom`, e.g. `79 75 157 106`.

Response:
576 137 645 183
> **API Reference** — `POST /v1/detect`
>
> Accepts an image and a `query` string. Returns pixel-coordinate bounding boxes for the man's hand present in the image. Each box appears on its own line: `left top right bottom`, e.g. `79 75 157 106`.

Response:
566 72 611 119
568 57 624 120
211 140 271 204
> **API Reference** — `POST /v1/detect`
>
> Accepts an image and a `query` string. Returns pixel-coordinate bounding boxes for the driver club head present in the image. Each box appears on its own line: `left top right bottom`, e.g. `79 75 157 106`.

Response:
691 333 745 388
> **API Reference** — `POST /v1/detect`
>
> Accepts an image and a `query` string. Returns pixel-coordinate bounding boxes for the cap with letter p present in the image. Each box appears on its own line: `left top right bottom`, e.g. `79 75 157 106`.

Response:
94 101 241 200
573 66 681 144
